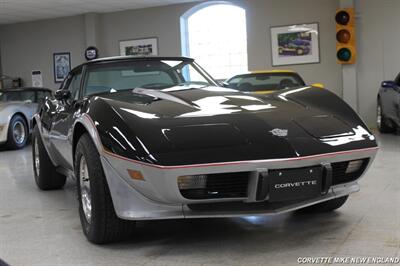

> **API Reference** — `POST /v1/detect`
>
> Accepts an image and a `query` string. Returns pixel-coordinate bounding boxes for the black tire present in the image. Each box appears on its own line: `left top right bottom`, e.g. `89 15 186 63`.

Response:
32 125 66 190
6 114 28 149
75 133 135 244
377 101 393 133
299 196 348 213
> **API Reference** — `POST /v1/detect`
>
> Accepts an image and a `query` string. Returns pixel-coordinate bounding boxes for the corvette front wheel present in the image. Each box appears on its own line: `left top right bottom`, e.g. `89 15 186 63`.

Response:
32 125 66 190
75 133 135 244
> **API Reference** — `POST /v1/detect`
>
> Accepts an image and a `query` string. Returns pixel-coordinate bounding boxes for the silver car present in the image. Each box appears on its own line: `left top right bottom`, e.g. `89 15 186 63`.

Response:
0 87 52 149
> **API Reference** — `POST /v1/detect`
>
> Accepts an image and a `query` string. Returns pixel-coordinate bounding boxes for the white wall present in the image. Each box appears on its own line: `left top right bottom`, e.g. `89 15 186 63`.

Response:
0 0 342 96
98 3 192 58
0 15 86 90
356 0 400 126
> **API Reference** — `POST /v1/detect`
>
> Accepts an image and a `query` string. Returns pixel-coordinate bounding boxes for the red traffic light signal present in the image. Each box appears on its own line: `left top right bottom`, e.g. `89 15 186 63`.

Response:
336 8 356 64
335 10 350 25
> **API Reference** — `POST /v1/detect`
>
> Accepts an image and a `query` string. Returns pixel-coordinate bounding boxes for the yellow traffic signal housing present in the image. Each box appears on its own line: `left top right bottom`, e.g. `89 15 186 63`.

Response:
336 8 356 64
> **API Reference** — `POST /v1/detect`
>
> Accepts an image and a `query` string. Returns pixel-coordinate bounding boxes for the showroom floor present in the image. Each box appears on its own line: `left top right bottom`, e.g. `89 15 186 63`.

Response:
0 133 399 266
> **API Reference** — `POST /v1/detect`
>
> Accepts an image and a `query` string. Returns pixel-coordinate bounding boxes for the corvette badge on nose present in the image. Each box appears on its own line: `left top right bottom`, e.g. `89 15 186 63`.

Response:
270 128 288 137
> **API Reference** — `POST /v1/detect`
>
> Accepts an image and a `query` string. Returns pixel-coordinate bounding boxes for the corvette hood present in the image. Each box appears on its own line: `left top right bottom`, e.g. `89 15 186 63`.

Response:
93 86 376 165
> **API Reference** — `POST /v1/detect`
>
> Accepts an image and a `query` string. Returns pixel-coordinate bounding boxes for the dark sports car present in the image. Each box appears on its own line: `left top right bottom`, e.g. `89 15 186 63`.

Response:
377 76 400 134
32 56 378 244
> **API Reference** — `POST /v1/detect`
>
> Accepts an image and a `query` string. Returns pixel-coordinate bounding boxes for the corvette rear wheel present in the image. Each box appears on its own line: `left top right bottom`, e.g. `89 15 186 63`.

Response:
32 125 66 190
75 133 135 244
299 196 348 213
377 101 393 133
7 114 28 149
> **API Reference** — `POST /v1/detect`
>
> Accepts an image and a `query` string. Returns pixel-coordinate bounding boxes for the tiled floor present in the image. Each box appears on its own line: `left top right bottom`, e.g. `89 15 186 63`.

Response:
0 133 399 266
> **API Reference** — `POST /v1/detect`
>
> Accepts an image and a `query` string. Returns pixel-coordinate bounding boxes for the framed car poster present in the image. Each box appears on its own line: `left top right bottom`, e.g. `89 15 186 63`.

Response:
270 23 320 66
119 37 158 57
53 52 71 83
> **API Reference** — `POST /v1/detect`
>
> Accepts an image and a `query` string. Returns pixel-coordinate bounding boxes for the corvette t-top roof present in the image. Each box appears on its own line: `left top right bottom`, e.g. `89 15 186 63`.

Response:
87 56 194 65
70 56 195 73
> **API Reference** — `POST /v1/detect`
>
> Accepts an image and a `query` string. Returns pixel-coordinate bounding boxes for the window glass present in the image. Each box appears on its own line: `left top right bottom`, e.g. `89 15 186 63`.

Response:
66 72 82 100
183 4 248 80
84 60 216 96
0 91 35 102
37 91 51 105
227 73 305 92
59 74 72 91
180 63 210 86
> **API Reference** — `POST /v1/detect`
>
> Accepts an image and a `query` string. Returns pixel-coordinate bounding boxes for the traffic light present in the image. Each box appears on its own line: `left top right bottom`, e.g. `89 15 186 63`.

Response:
336 8 356 64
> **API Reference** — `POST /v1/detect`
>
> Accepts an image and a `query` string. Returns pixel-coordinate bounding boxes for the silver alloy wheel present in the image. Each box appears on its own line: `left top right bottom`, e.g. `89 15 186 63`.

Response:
34 138 40 176
377 104 382 128
13 121 26 145
79 155 92 224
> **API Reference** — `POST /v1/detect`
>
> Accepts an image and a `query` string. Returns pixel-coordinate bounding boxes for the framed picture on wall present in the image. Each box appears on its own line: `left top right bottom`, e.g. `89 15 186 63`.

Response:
270 23 320 66
119 37 158 57
53 52 71 83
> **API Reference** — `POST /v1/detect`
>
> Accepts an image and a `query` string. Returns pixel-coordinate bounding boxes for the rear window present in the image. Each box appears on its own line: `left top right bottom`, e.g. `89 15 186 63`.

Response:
227 73 305 92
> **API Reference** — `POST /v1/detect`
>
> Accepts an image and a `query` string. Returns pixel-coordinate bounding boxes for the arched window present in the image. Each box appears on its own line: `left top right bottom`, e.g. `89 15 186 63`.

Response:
181 2 248 80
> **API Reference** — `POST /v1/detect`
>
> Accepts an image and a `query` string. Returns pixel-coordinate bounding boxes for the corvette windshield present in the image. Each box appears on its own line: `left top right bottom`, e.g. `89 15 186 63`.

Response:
84 59 218 96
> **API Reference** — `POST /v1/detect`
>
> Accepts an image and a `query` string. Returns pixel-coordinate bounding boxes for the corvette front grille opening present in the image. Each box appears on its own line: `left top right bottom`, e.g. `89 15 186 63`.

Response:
178 172 250 200
331 158 369 185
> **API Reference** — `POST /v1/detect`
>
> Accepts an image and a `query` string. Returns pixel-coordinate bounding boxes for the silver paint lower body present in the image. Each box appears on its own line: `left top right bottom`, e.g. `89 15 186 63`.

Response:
101 148 377 221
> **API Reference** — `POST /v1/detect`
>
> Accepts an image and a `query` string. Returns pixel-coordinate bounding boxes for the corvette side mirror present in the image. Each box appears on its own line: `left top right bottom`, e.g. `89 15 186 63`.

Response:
381 80 395 88
55 89 71 100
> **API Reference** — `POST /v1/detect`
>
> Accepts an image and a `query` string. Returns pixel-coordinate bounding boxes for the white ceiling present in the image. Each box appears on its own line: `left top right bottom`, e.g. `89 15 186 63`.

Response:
0 0 199 25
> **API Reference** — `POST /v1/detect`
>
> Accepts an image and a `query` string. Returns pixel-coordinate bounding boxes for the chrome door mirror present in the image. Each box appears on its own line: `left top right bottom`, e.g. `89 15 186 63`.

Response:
54 89 71 101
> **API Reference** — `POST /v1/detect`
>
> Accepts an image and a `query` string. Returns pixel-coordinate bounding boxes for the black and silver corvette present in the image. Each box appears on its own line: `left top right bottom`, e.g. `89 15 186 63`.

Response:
32 56 378 244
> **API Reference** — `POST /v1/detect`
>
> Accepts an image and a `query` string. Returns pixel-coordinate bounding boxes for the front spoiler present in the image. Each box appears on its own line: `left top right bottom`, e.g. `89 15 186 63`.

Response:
100 154 365 221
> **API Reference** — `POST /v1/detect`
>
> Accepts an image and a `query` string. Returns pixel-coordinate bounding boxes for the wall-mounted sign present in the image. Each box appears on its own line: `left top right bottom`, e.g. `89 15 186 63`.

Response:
270 23 320 66
119 37 158 57
53 52 71 83
85 46 99 61
31 70 43 87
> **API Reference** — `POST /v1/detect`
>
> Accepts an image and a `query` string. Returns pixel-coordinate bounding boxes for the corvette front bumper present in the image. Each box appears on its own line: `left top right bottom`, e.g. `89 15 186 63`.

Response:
100 147 378 221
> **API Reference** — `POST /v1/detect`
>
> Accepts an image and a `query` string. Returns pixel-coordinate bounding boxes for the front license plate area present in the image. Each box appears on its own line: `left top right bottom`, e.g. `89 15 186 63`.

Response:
268 166 322 202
